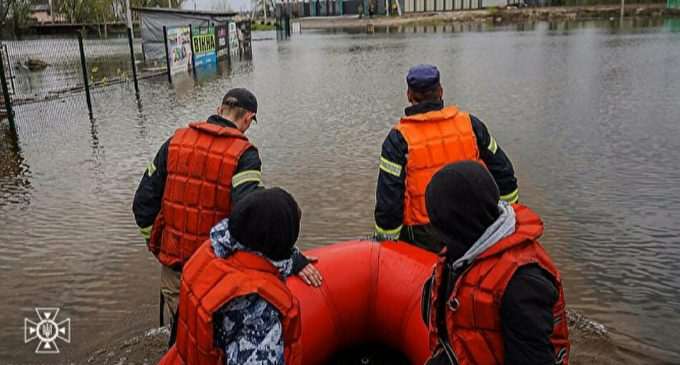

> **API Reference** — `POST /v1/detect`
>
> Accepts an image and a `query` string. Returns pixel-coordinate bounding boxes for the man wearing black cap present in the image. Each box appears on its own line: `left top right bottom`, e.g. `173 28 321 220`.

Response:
422 161 569 365
133 88 320 329
374 64 520 252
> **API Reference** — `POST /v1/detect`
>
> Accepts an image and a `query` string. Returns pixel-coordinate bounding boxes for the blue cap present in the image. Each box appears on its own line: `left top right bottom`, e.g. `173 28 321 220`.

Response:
406 64 440 92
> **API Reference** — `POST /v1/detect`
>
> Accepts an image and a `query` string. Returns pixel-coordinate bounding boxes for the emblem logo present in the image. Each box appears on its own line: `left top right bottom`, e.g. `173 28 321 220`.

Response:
24 307 71 354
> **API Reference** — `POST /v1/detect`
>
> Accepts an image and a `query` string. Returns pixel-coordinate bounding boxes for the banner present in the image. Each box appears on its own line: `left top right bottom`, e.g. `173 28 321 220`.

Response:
166 26 192 75
237 21 252 54
215 24 229 58
192 26 217 68
228 21 239 57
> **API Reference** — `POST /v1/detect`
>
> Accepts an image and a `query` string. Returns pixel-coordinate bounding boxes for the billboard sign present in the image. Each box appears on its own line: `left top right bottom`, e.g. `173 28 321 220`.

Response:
215 24 229 58
237 21 252 54
191 26 217 67
228 21 239 57
166 25 192 75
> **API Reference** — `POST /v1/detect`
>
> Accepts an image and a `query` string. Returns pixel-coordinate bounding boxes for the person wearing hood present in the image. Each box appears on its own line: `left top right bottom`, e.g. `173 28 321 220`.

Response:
421 161 570 365
374 64 519 252
158 187 320 365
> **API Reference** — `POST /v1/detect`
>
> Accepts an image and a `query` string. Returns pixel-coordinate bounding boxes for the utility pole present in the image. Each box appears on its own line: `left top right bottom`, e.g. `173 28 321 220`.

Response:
126 0 133 30
125 0 139 98
620 0 625 21
263 0 268 22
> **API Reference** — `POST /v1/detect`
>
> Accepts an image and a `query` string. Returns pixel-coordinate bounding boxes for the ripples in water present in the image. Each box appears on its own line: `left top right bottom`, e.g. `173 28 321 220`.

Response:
1 19 680 363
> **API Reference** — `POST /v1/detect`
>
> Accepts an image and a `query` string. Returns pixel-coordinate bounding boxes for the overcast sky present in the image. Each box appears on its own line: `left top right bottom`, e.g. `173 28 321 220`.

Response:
181 0 253 13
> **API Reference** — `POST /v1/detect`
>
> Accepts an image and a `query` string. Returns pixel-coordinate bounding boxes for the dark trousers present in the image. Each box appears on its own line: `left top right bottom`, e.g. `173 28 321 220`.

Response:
399 224 445 253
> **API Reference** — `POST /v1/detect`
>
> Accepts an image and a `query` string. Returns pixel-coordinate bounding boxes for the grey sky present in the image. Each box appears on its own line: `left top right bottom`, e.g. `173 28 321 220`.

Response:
181 0 253 12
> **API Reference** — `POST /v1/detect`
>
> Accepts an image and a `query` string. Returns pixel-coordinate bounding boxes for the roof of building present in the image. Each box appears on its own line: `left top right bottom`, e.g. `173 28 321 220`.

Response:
31 4 50 12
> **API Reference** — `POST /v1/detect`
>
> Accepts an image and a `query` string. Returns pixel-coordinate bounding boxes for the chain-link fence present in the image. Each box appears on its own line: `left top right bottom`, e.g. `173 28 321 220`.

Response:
2 36 85 105
1 22 253 134
83 31 143 109
0 35 90 133
0 30 143 129
84 36 136 90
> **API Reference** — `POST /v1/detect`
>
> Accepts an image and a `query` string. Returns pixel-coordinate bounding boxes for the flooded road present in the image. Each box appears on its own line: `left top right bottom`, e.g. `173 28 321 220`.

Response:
1 19 680 363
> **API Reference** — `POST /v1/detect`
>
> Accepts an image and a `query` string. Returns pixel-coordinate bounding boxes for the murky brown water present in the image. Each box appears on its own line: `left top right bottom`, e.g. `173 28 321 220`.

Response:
1 18 680 364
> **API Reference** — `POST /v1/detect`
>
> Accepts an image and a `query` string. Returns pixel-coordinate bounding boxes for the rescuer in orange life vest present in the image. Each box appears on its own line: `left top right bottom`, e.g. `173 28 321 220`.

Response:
132 88 322 331
159 188 306 365
374 64 519 252
421 161 570 365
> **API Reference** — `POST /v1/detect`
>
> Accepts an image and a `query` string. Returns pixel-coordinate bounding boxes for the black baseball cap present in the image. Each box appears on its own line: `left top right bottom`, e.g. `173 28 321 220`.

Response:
222 88 258 121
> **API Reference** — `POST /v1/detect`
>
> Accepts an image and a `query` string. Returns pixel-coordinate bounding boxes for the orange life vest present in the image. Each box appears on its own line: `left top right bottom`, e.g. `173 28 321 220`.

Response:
158 242 303 365
394 106 482 226
147 122 252 268
427 204 570 365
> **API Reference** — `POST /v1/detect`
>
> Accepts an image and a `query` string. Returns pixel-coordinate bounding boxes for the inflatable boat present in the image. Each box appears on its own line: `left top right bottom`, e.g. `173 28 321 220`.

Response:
286 240 437 365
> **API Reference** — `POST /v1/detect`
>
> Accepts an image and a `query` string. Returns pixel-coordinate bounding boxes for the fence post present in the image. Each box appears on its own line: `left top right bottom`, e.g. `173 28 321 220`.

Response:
77 32 93 119
127 27 140 97
163 26 172 83
0 44 15 134
224 22 231 63
189 25 196 74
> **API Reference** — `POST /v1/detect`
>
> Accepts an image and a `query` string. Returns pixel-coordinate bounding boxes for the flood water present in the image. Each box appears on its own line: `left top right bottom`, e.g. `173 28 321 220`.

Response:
1 18 680 364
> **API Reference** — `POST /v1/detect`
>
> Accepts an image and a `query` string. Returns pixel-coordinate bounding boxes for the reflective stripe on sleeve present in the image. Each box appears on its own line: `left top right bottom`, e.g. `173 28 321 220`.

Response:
487 136 498 154
146 161 156 177
375 224 403 240
379 157 403 177
232 170 262 188
500 189 519 204
140 225 153 240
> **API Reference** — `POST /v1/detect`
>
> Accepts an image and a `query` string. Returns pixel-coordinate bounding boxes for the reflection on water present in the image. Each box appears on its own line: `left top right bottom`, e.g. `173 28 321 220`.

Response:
1 19 680 363
0 123 31 211
666 17 680 32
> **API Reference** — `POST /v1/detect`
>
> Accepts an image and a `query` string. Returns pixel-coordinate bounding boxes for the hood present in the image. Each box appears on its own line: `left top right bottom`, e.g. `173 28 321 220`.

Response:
448 201 516 273
209 218 294 278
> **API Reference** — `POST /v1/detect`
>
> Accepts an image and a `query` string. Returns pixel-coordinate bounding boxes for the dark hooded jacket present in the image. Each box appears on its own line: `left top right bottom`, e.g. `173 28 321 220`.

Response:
425 162 559 365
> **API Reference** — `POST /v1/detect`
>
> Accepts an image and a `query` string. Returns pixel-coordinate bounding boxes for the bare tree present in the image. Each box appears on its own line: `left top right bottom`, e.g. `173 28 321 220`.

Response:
0 0 17 26
51 0 185 24
0 0 31 30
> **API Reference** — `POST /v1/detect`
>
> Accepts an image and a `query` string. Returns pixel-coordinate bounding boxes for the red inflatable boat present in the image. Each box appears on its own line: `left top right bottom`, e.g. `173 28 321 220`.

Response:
286 240 437 365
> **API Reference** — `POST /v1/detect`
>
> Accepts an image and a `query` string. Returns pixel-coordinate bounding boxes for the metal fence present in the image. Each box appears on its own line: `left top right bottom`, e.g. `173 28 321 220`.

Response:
0 29 143 132
84 36 136 89
84 30 142 109
1 22 253 135
2 37 85 105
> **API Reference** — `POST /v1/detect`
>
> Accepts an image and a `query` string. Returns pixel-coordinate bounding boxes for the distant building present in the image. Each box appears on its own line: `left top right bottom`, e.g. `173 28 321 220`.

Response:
278 0 515 17
29 0 63 24
30 3 50 23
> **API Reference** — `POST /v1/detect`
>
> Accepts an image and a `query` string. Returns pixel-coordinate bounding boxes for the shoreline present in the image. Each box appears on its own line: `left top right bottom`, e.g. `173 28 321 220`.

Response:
297 4 678 29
